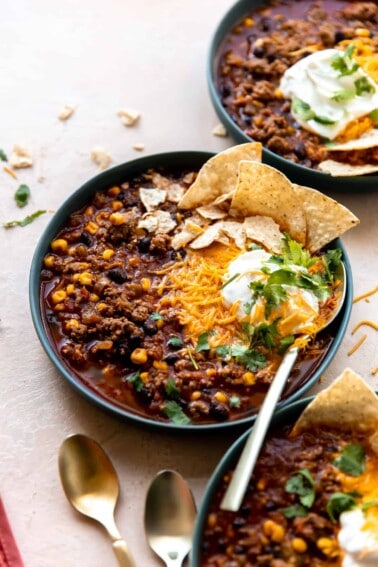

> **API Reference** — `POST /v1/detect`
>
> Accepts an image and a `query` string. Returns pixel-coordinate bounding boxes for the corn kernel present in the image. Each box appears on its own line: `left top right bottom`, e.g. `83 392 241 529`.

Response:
156 318 164 329
84 206 94 216
90 293 99 302
78 272 93 286
316 537 339 557
66 284 75 295
176 212 183 223
65 319 79 330
96 302 108 311
51 289 67 304
108 186 121 197
274 88 283 99
53 303 65 311
207 513 217 528
257 478 267 491
112 200 123 211
263 520 285 543
85 221 99 235
153 360 168 371
51 239 68 253
244 17 254 27
102 248 115 260
191 391 202 401
214 391 227 404
140 372 149 382
43 255 55 268
109 212 126 225
355 28 370 37
206 368 217 377
130 348 148 364
243 371 256 385
141 278 151 291
128 257 140 268
292 538 308 553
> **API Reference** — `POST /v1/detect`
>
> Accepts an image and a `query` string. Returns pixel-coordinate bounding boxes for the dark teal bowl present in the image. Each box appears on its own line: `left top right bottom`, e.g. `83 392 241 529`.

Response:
29 151 353 432
190 396 313 565
207 0 378 192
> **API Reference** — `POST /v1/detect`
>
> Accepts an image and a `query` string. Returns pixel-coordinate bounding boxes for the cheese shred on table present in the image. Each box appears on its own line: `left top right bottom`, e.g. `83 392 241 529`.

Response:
348 334 368 356
352 320 378 334
353 285 378 303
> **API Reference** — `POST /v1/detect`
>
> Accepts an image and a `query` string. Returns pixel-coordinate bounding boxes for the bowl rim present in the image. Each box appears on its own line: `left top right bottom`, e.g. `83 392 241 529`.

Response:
29 150 353 432
190 395 314 565
206 0 378 190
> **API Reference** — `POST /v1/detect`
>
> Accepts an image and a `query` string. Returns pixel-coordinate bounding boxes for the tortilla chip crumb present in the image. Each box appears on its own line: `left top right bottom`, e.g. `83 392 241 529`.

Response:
117 108 141 127
3 165 17 179
133 143 145 151
90 147 111 170
212 123 228 137
58 104 75 121
9 144 33 169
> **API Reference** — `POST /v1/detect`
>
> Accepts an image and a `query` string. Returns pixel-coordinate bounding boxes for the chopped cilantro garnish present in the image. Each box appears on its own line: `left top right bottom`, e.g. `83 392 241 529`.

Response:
362 499 378 512
333 444 365 477
150 312 163 321
243 302 253 315
322 248 342 284
3 209 47 228
248 242 262 250
15 184 30 208
291 98 336 125
163 401 190 425
186 347 199 370
168 335 183 349
332 89 355 103
355 76 375 97
127 370 144 392
0 149 7 162
278 335 295 355
195 330 215 352
234 347 266 372
370 109 378 123
285 468 316 509
283 504 309 519
326 492 357 523
250 321 279 351
165 377 180 400
229 395 241 408
331 45 359 77
221 272 240 289
280 235 318 269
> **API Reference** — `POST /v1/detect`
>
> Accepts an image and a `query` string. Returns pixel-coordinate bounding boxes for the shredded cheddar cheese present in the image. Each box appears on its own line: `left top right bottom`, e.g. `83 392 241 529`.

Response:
3 165 17 179
348 334 368 356
352 320 378 335
353 285 378 303
339 37 378 83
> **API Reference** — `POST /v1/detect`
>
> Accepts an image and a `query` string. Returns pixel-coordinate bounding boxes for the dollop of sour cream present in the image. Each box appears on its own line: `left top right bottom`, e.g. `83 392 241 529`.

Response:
221 249 319 334
280 48 378 140
339 508 378 566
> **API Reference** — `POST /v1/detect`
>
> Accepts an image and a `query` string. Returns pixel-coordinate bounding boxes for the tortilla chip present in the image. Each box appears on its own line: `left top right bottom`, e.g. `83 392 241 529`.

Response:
243 216 284 253
327 129 378 152
221 221 246 249
291 368 378 436
138 210 176 234
230 161 306 245
189 221 230 249
166 183 185 203
292 184 360 252
318 159 378 177
139 187 167 211
197 204 228 220
171 219 205 250
178 143 262 209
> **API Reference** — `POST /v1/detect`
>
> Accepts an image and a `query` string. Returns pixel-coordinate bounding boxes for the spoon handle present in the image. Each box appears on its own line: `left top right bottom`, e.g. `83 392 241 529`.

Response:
112 539 137 567
220 346 299 512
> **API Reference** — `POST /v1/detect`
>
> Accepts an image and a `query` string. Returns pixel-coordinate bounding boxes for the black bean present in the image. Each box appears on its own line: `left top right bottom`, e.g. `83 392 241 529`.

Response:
334 30 346 43
253 45 265 58
209 401 229 421
164 353 179 365
80 232 92 246
107 268 128 284
144 319 158 335
137 236 151 253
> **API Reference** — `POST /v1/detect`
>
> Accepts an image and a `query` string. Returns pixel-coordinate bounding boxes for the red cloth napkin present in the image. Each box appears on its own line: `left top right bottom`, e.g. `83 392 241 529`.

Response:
0 498 24 567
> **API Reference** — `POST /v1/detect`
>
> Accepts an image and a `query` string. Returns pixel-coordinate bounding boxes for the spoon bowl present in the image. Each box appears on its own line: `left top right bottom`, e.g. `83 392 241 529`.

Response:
58 434 136 567
144 470 196 567
221 261 347 511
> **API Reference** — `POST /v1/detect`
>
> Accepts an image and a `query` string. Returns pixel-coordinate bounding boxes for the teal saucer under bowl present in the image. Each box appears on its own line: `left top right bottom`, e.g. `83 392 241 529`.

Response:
29 151 353 432
207 0 378 192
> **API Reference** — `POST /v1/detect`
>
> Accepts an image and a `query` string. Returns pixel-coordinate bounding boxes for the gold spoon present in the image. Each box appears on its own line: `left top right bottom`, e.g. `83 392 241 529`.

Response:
144 470 197 567
58 433 136 567
221 261 347 512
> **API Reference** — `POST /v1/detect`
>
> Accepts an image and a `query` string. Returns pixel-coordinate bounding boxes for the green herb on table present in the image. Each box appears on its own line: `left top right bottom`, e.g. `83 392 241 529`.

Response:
163 400 190 425
326 492 357 523
0 149 7 162
3 209 47 228
14 184 30 208
333 443 366 476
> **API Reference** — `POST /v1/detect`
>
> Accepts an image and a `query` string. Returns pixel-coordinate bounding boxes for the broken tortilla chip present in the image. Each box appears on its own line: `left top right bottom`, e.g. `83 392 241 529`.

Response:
327 129 378 152
189 221 230 249
243 216 284 254
178 143 262 209
292 184 360 252
291 368 378 436
230 161 306 245
318 159 378 177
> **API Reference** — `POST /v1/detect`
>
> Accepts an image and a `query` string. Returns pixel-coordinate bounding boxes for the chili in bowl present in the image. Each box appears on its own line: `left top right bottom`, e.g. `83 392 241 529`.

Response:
191 369 378 566
29 147 355 431
208 0 378 191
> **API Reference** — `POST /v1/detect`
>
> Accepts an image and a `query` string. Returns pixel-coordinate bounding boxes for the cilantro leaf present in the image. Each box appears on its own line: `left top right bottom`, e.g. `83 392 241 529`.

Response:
150 312 163 321
370 109 378 123
3 209 47 228
168 335 183 349
332 89 355 103
215 344 230 357
278 335 295 355
14 184 30 208
0 149 7 162
331 46 359 77
291 98 336 125
326 492 357 523
229 395 241 408
195 330 215 352
235 348 266 372
283 504 309 519
281 235 317 269
263 283 287 317
322 248 342 284
362 499 378 512
355 76 375 97
165 377 180 400
285 468 316 509
251 321 279 351
127 370 144 392
333 444 365 477
163 401 190 425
